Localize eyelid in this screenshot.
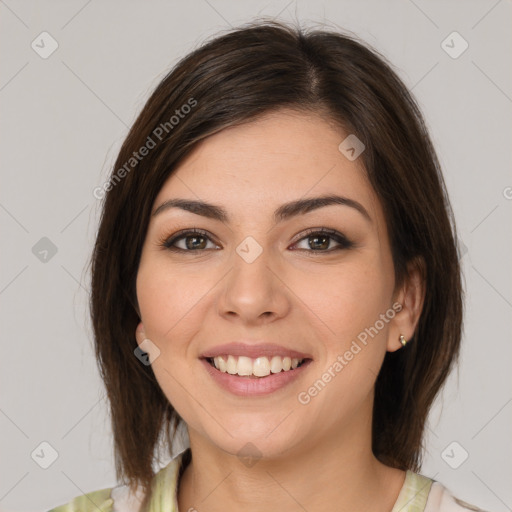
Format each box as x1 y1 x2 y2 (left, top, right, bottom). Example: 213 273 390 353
159 228 219 250
289 227 354 251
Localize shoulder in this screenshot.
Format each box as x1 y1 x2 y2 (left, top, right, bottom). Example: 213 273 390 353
425 479 493 512
46 455 182 512
46 483 147 512
46 487 114 512
393 471 494 512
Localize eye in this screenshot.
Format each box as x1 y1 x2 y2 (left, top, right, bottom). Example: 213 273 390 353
290 228 354 253
160 229 220 252
159 227 353 254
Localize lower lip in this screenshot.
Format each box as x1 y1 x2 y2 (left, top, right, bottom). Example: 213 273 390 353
200 358 312 397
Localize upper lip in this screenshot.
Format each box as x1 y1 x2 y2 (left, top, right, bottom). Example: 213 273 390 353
200 342 313 360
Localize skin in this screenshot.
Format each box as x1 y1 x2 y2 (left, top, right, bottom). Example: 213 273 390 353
135 109 425 512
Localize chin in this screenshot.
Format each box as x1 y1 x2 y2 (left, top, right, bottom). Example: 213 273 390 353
203 424 303 464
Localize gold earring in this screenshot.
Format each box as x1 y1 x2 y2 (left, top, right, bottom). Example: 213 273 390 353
399 335 408 347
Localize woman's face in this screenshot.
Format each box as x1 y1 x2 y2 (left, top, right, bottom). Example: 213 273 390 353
136 110 410 459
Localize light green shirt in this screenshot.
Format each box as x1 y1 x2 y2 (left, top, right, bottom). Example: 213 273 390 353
47 449 490 512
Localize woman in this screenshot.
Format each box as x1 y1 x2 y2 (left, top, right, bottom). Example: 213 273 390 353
48 20 490 512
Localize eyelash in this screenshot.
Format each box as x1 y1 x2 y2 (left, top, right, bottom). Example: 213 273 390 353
158 227 354 255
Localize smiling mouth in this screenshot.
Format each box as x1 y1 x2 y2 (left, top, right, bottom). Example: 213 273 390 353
205 355 311 378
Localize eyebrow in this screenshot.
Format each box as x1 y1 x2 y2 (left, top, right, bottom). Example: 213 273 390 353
152 194 371 224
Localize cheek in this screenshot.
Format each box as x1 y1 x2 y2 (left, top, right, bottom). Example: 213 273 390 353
292 260 393 413
295 258 393 342
136 257 215 349
135 259 208 418
292 263 391 424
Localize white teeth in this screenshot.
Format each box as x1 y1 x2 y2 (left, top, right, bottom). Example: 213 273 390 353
212 355 305 377
253 357 270 377
226 355 237 374
217 356 227 372
237 356 253 376
270 356 283 373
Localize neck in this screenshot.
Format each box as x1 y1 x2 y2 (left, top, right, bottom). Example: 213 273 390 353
177 408 406 512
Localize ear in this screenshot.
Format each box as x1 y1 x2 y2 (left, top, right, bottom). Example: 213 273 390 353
135 321 146 346
387 257 426 352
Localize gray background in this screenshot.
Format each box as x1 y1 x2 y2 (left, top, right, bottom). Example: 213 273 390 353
1 1 511 511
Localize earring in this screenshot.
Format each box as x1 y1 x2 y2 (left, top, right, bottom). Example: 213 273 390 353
399 335 408 347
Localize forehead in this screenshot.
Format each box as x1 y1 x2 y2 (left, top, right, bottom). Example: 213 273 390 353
153 110 382 224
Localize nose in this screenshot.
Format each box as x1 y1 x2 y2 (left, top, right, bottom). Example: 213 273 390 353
217 244 291 326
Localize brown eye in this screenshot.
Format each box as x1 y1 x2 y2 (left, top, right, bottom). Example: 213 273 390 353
183 234 208 250
291 228 354 253
162 229 220 252
160 227 353 254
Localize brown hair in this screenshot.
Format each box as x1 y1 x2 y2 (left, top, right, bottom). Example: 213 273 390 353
90 19 463 499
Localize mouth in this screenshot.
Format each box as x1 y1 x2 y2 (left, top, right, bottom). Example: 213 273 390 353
202 355 313 379
199 342 314 396
200 355 313 396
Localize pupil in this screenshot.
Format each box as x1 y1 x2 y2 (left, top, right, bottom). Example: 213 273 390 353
310 235 328 250
187 235 206 250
